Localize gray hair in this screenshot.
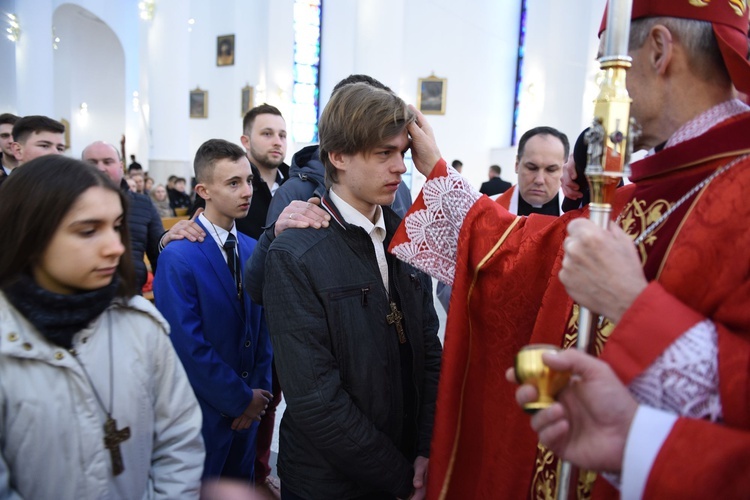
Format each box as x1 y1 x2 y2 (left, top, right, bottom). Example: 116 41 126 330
628 17 729 84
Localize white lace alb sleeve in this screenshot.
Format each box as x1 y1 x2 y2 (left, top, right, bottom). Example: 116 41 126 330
628 319 722 422
390 167 481 285
604 319 720 492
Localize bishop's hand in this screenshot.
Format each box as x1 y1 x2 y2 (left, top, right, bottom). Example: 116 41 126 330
559 218 647 323
407 106 442 178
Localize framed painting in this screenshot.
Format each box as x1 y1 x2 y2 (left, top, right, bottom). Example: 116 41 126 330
190 88 208 118
217 34 235 66
241 85 254 117
417 75 447 115
60 118 70 150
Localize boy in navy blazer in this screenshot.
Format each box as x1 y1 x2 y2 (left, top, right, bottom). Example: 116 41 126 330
154 139 273 481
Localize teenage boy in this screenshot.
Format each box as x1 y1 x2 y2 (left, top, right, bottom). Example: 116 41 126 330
10 115 66 165
154 138 273 481
262 83 442 499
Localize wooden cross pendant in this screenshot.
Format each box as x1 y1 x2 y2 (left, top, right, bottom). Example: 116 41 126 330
386 301 407 344
103 416 131 476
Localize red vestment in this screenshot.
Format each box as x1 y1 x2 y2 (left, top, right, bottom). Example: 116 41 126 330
390 112 750 499
495 186 513 209
644 416 750 498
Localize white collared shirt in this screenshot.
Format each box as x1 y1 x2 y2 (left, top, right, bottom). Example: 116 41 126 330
270 169 285 196
329 189 389 291
199 213 238 264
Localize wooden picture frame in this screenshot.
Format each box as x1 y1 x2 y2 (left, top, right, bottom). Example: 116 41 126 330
190 88 208 118
241 85 254 117
417 75 447 115
60 118 70 150
217 34 235 66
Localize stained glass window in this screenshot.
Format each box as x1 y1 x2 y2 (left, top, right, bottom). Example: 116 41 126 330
512 0 527 145
292 0 322 143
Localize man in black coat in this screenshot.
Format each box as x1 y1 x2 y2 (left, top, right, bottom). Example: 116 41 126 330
479 164 512 196
260 82 441 500
237 104 290 239
83 141 164 295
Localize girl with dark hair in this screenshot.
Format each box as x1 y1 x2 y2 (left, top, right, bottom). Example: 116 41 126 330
0 156 205 498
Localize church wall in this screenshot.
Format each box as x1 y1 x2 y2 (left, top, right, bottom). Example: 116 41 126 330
52 4 126 160
0 0 18 113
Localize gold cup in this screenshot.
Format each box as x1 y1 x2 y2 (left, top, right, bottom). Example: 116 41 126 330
514 344 571 413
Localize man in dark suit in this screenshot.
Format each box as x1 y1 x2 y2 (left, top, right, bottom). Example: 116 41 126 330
479 164 511 196
83 141 164 295
154 139 273 481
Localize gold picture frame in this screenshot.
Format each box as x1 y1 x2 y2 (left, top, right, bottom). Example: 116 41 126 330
417 75 447 115
60 118 71 150
217 34 235 66
241 85 254 117
190 87 208 118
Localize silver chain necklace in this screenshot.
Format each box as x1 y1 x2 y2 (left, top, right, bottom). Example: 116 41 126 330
619 154 748 246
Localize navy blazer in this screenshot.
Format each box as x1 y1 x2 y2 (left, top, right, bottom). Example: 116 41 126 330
153 219 272 453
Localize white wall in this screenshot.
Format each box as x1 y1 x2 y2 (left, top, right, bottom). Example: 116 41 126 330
53 3 125 159
519 0 608 147
0 0 18 113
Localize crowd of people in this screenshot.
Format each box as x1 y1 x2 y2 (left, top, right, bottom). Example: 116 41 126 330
0 1 749 499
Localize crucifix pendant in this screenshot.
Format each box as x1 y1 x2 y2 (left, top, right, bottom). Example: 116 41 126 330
103 416 131 476
386 301 407 344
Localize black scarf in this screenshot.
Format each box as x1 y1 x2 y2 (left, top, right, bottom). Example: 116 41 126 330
3 274 119 349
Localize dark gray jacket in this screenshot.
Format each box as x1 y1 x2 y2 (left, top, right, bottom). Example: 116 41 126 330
262 194 442 499
121 181 164 293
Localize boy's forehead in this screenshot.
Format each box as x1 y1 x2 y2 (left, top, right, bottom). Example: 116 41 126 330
213 156 251 179
384 130 410 147
28 130 64 142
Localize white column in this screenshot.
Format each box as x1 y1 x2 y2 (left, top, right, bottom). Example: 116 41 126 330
15 0 55 115
145 0 191 184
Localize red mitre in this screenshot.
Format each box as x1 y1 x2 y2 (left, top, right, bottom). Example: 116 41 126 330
599 0 750 94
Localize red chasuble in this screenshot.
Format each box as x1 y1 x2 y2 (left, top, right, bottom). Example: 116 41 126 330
390 112 750 499
644 416 750 498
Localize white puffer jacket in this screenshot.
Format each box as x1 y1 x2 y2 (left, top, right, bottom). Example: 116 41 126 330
0 293 205 499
